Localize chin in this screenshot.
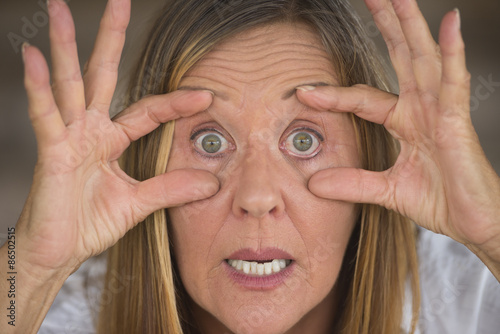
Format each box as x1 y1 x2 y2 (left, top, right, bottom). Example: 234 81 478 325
216 305 301 334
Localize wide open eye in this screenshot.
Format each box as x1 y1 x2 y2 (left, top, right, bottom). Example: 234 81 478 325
282 130 321 158
193 131 230 155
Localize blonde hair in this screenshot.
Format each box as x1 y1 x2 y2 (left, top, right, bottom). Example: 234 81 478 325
97 1 420 333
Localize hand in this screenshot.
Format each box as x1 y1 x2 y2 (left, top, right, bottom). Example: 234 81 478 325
297 0 500 261
17 0 218 276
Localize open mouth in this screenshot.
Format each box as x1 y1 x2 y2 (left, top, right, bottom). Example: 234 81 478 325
225 259 293 276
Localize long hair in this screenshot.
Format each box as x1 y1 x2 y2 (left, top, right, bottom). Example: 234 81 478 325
97 1 420 333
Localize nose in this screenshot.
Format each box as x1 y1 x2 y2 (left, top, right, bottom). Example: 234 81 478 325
232 150 285 219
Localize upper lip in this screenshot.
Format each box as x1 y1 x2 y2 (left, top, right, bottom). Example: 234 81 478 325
226 248 294 261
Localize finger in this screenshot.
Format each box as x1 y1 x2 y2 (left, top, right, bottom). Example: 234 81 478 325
23 44 66 147
390 0 442 94
48 0 86 124
296 85 398 125
132 169 220 220
308 167 390 208
364 0 416 91
112 90 213 144
439 10 471 113
83 0 130 112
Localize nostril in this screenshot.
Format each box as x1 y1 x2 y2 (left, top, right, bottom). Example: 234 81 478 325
232 180 284 218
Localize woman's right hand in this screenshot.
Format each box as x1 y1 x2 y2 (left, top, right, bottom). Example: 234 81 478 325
17 0 218 277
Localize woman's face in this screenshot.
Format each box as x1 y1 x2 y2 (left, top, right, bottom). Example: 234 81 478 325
167 23 360 334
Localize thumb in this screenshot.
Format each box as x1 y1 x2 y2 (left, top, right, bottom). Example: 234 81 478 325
133 168 220 219
308 167 390 207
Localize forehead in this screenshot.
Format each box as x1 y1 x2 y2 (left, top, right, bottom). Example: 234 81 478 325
180 22 338 99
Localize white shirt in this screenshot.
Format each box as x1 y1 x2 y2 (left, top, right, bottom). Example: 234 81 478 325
39 228 500 334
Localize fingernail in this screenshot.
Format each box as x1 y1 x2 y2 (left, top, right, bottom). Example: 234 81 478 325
21 42 29 62
296 85 316 92
202 89 215 97
454 8 461 29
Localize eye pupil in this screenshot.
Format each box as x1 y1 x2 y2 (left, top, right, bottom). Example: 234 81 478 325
293 132 313 152
202 134 222 153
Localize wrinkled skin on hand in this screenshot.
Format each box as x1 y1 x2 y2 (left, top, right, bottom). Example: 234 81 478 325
297 0 500 274
18 0 219 276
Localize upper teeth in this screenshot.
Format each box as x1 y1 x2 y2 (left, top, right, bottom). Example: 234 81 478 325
227 259 291 276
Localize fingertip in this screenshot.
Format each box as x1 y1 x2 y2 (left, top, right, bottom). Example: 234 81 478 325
297 86 339 115
295 86 328 109
48 0 76 41
363 0 379 13
179 169 220 203
23 45 50 88
197 173 220 198
106 0 132 27
191 89 215 111
47 0 59 16
173 89 214 112
307 169 331 197
48 0 74 28
439 9 464 50
168 168 220 200
198 89 215 107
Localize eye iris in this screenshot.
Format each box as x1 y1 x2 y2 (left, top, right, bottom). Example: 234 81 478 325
202 134 222 153
293 132 313 152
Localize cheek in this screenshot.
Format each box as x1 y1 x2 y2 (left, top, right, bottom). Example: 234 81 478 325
168 199 226 285
283 187 358 288
167 187 238 308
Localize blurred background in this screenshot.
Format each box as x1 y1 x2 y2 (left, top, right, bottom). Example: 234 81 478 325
0 0 499 244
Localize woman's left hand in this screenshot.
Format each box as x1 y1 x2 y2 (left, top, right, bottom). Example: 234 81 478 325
296 0 500 273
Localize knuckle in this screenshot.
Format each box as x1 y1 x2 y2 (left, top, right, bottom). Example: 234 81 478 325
97 59 120 73
53 70 83 86
418 89 439 103
386 37 408 55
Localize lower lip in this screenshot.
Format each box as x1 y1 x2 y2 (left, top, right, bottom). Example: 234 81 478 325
223 260 295 291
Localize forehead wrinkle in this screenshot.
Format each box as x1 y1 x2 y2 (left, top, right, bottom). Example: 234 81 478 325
179 23 341 133
192 63 335 89
205 44 331 66
196 54 332 76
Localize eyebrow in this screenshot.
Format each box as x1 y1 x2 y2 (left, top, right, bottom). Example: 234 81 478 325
178 82 330 100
